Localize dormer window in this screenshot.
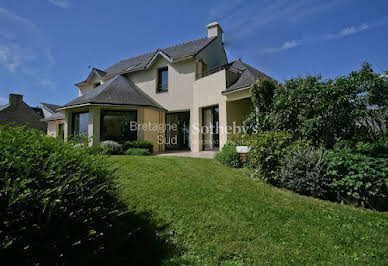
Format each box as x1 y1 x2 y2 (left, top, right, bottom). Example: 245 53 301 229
93 82 101 88
157 67 168 93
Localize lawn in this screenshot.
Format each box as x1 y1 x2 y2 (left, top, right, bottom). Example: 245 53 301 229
108 156 388 265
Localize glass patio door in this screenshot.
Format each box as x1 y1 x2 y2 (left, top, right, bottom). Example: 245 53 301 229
202 106 219 150
165 112 190 150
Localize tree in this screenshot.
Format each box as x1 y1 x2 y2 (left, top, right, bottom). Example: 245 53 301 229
245 62 388 147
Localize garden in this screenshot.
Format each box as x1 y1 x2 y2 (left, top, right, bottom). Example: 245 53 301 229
216 62 388 211
0 63 387 265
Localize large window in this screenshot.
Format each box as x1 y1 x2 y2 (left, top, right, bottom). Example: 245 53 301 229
157 67 168 93
101 110 137 142
72 112 89 137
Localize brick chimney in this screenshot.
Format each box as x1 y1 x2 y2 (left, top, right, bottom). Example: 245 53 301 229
9 94 23 105
207 22 223 40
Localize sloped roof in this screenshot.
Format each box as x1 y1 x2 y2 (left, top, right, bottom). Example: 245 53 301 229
41 102 61 113
77 36 217 84
0 104 10 112
62 75 166 110
41 111 65 121
223 59 273 93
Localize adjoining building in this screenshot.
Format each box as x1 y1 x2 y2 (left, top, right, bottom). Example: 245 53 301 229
0 94 47 132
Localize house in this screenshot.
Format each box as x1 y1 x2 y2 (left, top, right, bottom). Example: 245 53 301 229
41 103 65 139
53 22 272 153
0 94 47 131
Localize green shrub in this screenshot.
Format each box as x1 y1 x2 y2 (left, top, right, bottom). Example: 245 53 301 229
328 142 388 209
0 126 119 264
87 144 103 155
278 147 332 198
241 131 309 183
123 140 153 153
215 143 242 168
125 148 151 156
100 140 123 155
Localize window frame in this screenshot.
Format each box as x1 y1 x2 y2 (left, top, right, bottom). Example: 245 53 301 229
156 67 168 93
72 111 89 138
100 110 138 142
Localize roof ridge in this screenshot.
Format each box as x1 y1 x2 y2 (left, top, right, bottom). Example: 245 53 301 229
113 50 156 65
113 36 210 64
161 36 211 51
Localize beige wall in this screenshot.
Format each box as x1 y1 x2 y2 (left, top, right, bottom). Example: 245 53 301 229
127 56 196 112
226 98 252 139
192 69 228 152
143 107 166 153
47 119 65 137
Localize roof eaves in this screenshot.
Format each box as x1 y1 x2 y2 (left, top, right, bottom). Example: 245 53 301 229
145 50 173 68
222 85 250 95
58 102 167 111
75 68 106 86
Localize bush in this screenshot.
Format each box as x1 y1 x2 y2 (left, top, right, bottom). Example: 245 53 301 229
278 147 332 198
87 144 103 155
241 131 309 183
0 126 119 264
215 143 242 168
123 140 153 153
328 141 388 209
100 140 123 155
125 148 151 156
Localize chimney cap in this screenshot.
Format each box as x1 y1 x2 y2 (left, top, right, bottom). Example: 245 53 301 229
206 22 223 39
207 22 223 33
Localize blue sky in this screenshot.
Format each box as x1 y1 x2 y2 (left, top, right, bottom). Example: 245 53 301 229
0 0 387 107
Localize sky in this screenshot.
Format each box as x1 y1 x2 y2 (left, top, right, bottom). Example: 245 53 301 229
0 0 388 107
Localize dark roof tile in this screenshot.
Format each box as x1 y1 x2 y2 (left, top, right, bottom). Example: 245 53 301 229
62 75 165 110
223 59 273 93
100 36 216 78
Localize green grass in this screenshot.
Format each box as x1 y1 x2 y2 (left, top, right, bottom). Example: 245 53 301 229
108 156 388 265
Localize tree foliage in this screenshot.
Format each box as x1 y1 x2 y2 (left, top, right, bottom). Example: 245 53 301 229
245 62 388 147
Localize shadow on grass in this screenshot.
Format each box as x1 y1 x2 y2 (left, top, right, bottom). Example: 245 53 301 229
91 209 181 266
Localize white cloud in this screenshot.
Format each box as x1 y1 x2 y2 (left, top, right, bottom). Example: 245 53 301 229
324 23 369 40
0 44 36 72
48 0 71 8
0 7 55 90
261 40 302 54
213 0 345 43
323 19 388 40
39 79 56 89
0 7 39 33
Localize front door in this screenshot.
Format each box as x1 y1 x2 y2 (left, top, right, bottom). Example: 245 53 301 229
165 112 190 150
202 105 219 150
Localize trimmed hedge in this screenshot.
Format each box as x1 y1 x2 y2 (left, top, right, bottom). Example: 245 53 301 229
215 143 242 168
0 126 120 264
100 140 124 155
125 148 151 156
123 140 153 153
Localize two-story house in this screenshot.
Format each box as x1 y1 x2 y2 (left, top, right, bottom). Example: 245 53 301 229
48 22 272 153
